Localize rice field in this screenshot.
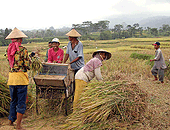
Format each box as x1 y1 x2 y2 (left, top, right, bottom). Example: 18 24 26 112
0 37 169 130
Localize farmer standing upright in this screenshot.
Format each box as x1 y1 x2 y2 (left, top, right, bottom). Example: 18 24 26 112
63 29 84 74
5 27 29 130
150 42 167 83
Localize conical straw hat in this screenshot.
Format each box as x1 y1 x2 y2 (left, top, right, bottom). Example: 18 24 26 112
65 29 81 37
5 27 28 39
92 49 111 60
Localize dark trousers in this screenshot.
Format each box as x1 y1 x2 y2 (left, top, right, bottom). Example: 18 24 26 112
8 85 27 122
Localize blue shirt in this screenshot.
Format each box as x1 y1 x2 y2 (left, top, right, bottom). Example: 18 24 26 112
66 41 85 70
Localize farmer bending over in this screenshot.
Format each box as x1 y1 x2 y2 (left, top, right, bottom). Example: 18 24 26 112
150 42 167 83
74 49 111 109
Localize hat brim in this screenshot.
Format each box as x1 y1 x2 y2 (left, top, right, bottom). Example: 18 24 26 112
51 42 60 45
152 44 159 46
92 50 111 60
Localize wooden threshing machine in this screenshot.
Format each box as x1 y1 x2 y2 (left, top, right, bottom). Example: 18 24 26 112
34 63 75 115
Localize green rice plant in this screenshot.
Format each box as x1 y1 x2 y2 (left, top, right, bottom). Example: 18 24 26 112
130 53 155 67
130 53 154 60
0 75 10 117
63 81 147 130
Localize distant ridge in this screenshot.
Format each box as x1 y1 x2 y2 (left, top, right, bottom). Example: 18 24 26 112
106 14 170 29
139 16 170 28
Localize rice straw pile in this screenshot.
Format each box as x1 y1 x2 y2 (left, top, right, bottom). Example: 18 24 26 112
0 75 10 117
63 81 147 130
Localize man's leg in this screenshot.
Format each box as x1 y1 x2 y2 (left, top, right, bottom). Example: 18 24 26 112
151 66 158 80
16 85 27 129
8 85 17 125
158 69 164 83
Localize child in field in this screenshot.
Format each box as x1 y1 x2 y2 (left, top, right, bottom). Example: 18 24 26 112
73 49 111 109
48 38 64 63
150 42 167 83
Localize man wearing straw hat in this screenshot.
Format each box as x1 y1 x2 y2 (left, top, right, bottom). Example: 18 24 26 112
63 29 85 74
5 27 29 130
73 49 111 110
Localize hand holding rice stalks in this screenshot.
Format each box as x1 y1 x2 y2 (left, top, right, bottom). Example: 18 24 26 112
30 56 43 77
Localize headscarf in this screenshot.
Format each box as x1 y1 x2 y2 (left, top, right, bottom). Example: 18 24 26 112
7 38 22 68
84 53 103 72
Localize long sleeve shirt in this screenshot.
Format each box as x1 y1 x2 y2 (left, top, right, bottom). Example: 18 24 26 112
154 48 167 69
75 67 103 82
6 46 30 85
48 48 64 63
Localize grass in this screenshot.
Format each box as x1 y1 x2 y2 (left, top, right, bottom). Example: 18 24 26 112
0 37 170 129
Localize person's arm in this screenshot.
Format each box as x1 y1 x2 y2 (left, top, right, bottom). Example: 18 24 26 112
69 57 81 64
64 54 69 63
94 67 103 81
150 50 161 62
23 48 30 70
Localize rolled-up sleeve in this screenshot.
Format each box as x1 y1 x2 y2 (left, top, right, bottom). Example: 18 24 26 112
77 43 83 58
154 50 161 61
66 45 69 54
94 67 103 81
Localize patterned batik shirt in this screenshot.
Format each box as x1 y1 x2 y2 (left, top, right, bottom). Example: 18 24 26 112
6 46 30 72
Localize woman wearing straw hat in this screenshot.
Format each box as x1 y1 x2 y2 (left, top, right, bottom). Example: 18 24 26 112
5 27 29 130
63 29 85 74
73 49 111 109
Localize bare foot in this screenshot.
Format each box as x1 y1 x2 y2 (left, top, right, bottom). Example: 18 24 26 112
9 120 14 126
16 126 26 130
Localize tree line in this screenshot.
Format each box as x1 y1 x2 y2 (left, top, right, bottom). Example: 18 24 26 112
0 21 170 46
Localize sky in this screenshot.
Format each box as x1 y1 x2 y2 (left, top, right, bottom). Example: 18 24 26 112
1 0 170 30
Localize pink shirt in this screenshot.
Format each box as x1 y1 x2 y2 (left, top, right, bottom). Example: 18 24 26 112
48 48 64 63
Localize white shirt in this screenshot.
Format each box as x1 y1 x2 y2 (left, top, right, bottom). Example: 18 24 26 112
75 67 103 82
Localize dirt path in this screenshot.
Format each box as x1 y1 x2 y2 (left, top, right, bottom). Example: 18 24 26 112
0 114 67 130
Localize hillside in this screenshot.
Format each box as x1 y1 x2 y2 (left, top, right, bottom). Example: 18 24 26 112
106 14 170 28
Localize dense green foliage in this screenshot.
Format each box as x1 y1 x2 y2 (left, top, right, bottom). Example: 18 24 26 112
1 21 170 46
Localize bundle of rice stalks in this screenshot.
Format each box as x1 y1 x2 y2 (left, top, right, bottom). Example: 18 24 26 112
0 75 10 117
30 57 43 77
63 81 147 130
